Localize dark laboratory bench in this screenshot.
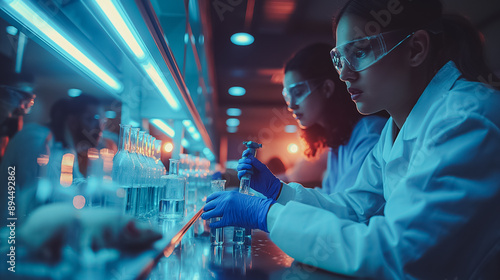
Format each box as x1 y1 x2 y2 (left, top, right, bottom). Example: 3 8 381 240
144 221 359 280
3 214 360 280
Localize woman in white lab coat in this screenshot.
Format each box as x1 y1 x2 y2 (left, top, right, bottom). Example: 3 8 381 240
281 43 386 193
202 0 500 278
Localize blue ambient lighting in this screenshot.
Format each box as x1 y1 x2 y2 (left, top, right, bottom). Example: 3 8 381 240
226 108 242 117
231 32 254 46
228 86 246 96
226 118 240 127
68 88 82 97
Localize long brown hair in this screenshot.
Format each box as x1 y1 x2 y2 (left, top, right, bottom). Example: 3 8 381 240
284 43 361 158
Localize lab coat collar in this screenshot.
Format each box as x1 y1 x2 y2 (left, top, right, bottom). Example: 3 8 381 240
399 61 462 141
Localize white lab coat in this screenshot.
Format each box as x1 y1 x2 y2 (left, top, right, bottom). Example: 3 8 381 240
322 115 386 194
267 61 500 279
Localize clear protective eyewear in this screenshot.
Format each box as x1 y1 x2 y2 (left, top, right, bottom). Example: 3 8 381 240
330 30 414 73
282 78 324 106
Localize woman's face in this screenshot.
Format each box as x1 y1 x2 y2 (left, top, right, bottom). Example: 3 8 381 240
335 15 412 115
283 70 327 129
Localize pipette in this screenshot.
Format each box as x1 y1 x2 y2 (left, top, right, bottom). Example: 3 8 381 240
234 141 262 245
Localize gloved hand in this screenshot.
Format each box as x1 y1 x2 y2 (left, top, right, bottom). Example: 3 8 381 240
237 150 282 200
201 191 275 232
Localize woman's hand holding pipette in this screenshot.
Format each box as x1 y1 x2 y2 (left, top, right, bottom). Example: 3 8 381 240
237 150 282 200
201 191 274 232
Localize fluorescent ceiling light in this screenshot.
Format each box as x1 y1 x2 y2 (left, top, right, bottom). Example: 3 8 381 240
231 32 254 46
182 119 201 141
203 147 215 161
151 119 175 137
226 108 241 117
93 0 146 60
142 61 180 111
228 86 246 96
3 0 122 92
226 118 240 127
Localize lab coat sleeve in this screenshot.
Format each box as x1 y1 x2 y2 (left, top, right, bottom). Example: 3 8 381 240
277 143 386 222
269 114 500 279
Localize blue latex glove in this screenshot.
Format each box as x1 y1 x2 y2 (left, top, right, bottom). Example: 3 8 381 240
201 191 275 232
237 150 282 200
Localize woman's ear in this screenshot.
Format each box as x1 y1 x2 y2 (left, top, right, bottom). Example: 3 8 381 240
408 30 431 67
323 79 336 99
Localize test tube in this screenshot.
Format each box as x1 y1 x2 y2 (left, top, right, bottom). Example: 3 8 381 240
234 141 262 245
210 180 226 245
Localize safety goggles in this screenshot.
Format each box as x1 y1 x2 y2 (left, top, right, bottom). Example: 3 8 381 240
330 30 414 73
282 78 324 106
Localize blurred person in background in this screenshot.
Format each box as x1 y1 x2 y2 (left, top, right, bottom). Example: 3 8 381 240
0 93 105 219
0 85 35 162
281 43 387 193
0 93 161 266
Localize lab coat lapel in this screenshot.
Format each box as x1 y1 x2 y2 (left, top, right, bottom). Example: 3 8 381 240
382 61 462 198
401 61 462 141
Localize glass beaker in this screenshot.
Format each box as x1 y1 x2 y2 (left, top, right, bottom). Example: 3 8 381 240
210 180 226 245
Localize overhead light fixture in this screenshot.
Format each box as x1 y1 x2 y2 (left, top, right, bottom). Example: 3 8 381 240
226 118 240 127
91 0 180 111
151 119 175 137
203 147 215 161
142 61 180 111
285 125 298 133
6 25 18 36
68 88 82 97
93 0 146 60
226 108 242 117
227 127 238 133
1 0 123 92
105 111 117 119
182 120 201 141
231 32 254 46
181 139 189 148
228 86 246 96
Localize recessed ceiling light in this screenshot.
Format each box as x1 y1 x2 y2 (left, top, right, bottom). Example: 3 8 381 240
231 32 254 46
68 88 82 97
6 26 18 36
226 118 240 127
228 86 246 96
227 127 238 133
226 108 242 117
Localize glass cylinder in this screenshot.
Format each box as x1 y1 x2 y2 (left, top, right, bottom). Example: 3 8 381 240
210 180 226 245
159 159 186 219
129 128 143 216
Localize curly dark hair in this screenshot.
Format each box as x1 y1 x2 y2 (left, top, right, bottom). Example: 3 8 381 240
284 43 361 158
